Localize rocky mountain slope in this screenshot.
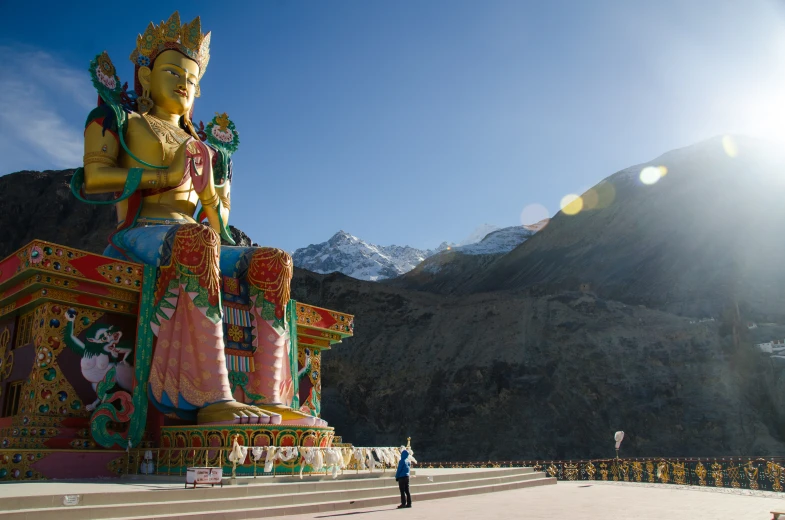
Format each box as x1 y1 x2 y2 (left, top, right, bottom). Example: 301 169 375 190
461 136 785 322
293 269 783 460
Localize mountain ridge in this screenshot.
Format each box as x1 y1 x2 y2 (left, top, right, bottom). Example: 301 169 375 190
292 225 540 282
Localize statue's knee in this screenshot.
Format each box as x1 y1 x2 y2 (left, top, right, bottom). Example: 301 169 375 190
174 224 220 250
250 248 293 274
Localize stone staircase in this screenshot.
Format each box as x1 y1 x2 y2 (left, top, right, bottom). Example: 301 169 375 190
0 467 554 519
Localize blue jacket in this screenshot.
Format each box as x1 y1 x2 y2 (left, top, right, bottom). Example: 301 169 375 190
396 450 411 479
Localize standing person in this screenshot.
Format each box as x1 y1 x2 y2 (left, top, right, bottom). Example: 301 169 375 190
395 448 412 508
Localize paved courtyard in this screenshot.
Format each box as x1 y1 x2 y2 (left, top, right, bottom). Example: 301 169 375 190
281 481 785 520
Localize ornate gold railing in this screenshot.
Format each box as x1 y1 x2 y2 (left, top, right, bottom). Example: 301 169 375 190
123 446 400 478
421 458 785 492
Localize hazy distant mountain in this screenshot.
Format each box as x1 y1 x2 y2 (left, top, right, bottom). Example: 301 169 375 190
388 225 538 293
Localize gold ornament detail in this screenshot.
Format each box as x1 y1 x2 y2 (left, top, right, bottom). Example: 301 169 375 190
631 461 643 482
657 461 670 483
137 88 154 115
695 461 707 486
227 325 243 342
711 461 724 487
130 11 211 79
83 151 117 167
584 461 596 480
142 114 190 146
214 112 230 130
766 461 784 492
563 462 579 481
745 461 759 490
727 463 741 488
672 462 686 485
0 326 12 382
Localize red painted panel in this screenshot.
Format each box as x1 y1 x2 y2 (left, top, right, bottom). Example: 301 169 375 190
0 254 21 286
31 451 123 479
69 255 115 284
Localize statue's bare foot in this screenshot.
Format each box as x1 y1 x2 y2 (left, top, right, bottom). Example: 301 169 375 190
197 401 270 425
257 404 323 427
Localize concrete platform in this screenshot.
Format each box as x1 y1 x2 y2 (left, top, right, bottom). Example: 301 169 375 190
281 480 785 520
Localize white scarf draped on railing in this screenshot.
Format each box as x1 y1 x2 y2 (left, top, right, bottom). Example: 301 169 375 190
219 442 414 478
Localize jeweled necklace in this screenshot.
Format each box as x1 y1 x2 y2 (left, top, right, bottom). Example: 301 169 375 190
142 113 190 146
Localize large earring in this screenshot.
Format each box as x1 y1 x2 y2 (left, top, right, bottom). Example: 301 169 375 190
183 117 198 140
137 86 154 114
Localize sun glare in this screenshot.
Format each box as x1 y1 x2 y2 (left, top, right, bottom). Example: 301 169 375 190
639 166 663 185
560 194 583 216
722 135 738 158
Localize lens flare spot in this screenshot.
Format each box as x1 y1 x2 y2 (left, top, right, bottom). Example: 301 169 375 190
658 165 668 177
639 166 662 185
520 203 550 227
560 194 583 216
582 189 599 210
722 135 738 158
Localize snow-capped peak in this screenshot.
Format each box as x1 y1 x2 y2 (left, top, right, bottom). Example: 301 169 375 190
442 225 535 256
292 223 545 281
293 231 436 281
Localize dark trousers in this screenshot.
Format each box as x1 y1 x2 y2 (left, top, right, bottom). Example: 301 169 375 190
398 476 411 506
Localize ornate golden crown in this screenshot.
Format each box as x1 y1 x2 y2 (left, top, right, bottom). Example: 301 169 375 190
129 11 211 79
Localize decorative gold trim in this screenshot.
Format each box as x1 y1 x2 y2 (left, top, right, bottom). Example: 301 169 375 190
83 152 118 167
142 113 191 147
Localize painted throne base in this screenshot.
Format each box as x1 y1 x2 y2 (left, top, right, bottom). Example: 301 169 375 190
162 423 334 450
160 423 334 475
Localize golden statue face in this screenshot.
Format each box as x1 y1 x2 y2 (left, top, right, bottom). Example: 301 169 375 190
141 49 200 116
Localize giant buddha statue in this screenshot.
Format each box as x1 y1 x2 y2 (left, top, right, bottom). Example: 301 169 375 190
73 12 321 427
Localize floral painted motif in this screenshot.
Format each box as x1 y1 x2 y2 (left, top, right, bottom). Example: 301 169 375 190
96 53 117 89
228 325 243 342
205 112 239 155
211 125 233 143
88 52 122 104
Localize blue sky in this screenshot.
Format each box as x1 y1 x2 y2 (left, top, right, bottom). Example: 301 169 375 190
2 1 785 252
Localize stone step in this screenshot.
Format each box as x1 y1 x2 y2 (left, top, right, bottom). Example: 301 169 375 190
0 470 551 520
0 466 536 511
111 475 557 520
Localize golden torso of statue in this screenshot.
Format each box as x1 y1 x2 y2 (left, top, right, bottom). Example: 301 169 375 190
82 49 228 229
116 113 199 224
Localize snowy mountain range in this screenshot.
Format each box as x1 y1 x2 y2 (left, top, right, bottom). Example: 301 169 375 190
292 222 547 281
291 231 447 281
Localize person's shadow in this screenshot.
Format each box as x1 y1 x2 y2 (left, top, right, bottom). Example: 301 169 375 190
316 509 393 517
